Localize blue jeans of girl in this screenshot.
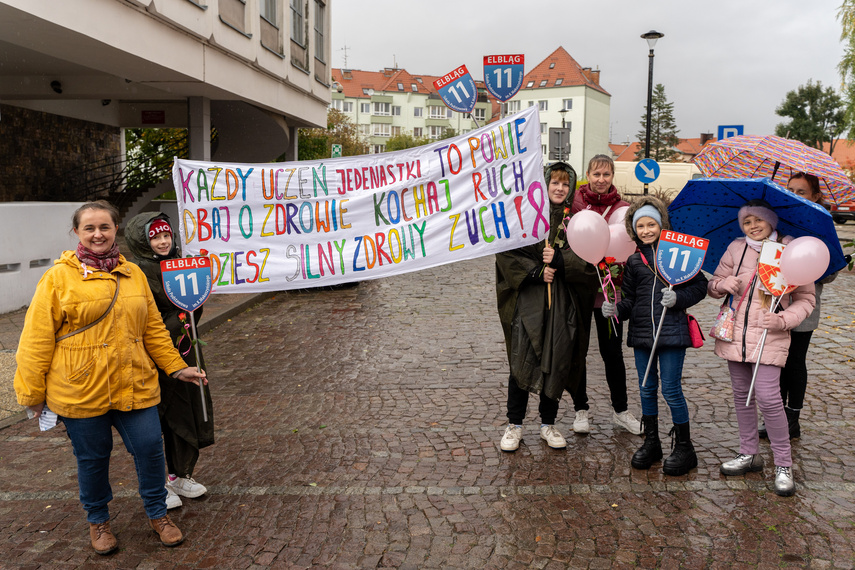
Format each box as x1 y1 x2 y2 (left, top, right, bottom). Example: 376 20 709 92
62 406 167 523
633 347 689 424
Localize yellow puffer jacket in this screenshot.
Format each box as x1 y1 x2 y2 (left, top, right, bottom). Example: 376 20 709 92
14 251 188 418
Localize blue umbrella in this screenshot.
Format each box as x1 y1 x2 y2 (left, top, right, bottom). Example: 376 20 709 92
668 177 846 280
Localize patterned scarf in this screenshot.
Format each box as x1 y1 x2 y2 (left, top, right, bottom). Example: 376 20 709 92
76 242 121 273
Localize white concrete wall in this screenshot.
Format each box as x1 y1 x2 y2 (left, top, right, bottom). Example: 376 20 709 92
0 203 83 313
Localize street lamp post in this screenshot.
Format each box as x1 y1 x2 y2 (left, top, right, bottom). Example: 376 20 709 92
641 30 663 195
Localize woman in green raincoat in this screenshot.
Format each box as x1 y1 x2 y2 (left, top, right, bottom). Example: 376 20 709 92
496 162 599 452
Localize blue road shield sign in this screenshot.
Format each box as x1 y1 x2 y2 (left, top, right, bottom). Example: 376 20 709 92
655 230 708 286
483 54 524 102
635 158 660 183
433 65 478 114
161 256 213 312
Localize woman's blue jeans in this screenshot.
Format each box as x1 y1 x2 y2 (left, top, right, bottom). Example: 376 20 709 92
633 347 689 424
62 407 167 523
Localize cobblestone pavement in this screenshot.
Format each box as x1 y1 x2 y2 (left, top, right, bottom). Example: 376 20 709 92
1 250 854 568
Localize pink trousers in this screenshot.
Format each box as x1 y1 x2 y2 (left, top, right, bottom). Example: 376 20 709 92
727 360 792 467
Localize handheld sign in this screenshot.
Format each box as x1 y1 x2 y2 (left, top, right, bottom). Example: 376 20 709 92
161 256 213 312
160 256 212 422
483 54 524 102
758 241 796 297
656 230 708 285
433 65 478 114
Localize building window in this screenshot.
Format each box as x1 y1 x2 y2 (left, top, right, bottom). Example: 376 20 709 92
314 1 325 62
290 0 304 45
362 88 371 95
428 106 447 119
539 79 548 87
413 127 423 137
260 0 277 23
371 144 386 154
566 121 572 131
473 108 486 122
429 126 446 139
373 123 391 137
540 122 547 134
392 105 401 116
528 101 535 107
555 78 563 86
538 100 548 111
542 144 547 155
526 81 534 88
392 126 402 136
563 99 573 110
503 100 520 114
331 100 353 112
360 102 370 114
411 83 418 92
373 102 391 116
549 62 555 69
397 83 404 91
413 107 423 117
358 124 370 136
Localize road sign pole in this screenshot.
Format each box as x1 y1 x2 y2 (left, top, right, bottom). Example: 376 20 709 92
189 311 208 423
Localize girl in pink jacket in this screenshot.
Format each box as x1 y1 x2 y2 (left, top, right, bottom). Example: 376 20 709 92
707 199 815 497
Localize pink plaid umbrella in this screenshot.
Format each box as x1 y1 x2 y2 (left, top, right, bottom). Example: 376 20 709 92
692 135 855 205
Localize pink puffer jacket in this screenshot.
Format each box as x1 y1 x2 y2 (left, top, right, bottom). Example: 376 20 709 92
707 238 815 367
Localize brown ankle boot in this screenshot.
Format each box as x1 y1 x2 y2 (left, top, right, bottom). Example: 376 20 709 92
89 521 118 555
149 515 184 547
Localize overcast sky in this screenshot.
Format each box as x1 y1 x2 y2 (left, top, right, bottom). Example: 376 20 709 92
332 0 846 144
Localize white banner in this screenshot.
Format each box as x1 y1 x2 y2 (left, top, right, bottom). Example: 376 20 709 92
172 105 548 292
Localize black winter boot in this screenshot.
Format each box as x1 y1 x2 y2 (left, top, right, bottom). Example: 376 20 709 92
662 422 698 476
631 415 663 470
785 407 801 439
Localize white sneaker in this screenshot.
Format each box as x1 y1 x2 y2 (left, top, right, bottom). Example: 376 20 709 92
165 485 182 510
540 425 567 449
613 410 643 435
573 410 590 434
500 424 523 452
167 476 207 498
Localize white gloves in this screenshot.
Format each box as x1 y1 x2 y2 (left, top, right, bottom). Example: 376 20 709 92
660 288 677 308
601 301 616 319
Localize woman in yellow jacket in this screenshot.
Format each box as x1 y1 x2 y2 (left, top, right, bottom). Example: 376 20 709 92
14 201 207 555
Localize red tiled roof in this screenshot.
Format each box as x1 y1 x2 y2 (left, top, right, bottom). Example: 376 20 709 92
331 68 435 98
609 143 642 161
522 46 609 96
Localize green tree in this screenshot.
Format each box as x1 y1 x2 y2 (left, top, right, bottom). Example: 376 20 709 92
295 108 368 161
775 80 845 154
386 131 430 151
635 83 680 162
838 1 855 138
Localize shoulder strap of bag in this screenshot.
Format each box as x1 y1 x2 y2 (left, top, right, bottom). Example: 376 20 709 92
601 204 613 219
56 277 121 342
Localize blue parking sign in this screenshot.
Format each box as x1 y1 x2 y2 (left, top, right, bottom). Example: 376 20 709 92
433 65 478 114
161 256 213 312
655 230 708 285
483 54 524 102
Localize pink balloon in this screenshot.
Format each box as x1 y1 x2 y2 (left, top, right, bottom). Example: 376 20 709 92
780 236 830 286
605 224 637 263
608 205 630 226
566 210 610 265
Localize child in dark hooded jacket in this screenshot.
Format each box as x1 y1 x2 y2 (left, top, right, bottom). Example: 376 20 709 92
601 195 707 475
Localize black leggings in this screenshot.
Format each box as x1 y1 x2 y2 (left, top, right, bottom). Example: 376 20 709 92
506 375 559 425
569 310 628 413
780 330 813 410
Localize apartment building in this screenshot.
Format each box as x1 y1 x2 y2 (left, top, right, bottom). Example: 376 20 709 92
331 46 610 175
0 0 332 201
331 67 496 154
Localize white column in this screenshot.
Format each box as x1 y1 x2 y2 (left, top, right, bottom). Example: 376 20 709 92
188 97 211 160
